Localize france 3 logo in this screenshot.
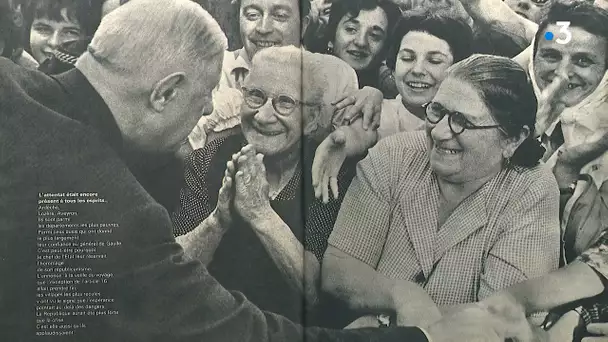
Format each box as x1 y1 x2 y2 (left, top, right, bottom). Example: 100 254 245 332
544 21 572 44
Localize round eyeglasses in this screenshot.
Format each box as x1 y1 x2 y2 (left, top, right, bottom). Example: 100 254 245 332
242 87 316 116
423 101 502 135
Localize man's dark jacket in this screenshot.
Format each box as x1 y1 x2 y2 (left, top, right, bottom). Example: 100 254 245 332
0 57 428 341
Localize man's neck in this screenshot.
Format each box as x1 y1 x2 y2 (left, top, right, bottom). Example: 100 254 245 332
76 58 169 172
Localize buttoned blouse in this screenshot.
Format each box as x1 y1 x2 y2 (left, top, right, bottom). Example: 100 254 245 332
328 131 561 305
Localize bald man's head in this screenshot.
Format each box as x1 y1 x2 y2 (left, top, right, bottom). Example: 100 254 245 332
77 0 227 155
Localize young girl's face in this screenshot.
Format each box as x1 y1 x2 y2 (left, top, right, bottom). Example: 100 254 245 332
29 7 84 63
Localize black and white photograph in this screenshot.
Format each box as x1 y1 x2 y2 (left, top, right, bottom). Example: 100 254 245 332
1 0 608 340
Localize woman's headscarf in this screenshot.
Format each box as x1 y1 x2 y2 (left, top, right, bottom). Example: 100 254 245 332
529 35 608 188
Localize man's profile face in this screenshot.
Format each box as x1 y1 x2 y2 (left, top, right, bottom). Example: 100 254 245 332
238 0 301 59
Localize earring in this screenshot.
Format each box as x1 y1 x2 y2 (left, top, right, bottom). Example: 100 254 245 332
503 153 512 167
327 42 334 54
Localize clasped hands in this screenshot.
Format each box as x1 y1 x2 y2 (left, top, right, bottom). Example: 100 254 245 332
211 144 273 229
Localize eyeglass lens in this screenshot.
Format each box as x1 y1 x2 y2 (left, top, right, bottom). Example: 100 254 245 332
243 88 298 115
425 102 468 134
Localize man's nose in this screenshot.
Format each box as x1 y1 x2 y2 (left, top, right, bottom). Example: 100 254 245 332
255 16 273 35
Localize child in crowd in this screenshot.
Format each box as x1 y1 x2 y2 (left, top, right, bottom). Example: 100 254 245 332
24 0 101 64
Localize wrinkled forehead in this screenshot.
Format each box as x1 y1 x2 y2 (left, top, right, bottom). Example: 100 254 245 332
434 77 489 120
536 24 608 59
244 59 302 98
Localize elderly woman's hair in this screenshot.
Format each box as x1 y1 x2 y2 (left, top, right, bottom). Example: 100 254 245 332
250 45 345 141
314 0 400 61
533 1 608 64
447 54 544 168
385 11 473 70
86 0 227 78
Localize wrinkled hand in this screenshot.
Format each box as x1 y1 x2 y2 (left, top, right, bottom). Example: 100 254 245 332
427 303 541 342
583 323 608 341
545 311 579 342
536 73 569 135
233 145 273 223
553 130 608 188
309 0 332 26
312 129 348 203
332 86 382 131
560 130 608 167
211 155 237 226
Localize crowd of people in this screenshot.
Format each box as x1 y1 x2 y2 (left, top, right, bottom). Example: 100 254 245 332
1 0 608 341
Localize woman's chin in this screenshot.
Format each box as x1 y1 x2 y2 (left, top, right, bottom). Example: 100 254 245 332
400 90 432 108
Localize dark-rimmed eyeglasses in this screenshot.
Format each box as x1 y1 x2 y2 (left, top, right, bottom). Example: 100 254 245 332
423 101 502 135
242 87 316 116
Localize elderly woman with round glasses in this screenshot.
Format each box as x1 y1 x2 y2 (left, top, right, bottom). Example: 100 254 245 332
170 45 373 325
321 54 561 328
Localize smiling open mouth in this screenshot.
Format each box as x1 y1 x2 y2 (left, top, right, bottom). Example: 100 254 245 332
406 81 432 90
436 146 462 155
252 40 279 48
347 50 369 59
253 126 283 136
515 11 529 19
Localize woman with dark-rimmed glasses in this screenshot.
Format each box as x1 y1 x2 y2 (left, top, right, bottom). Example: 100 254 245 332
321 54 561 328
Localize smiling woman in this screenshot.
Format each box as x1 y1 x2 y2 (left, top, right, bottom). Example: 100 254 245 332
313 0 400 90
171 46 365 325
322 54 559 328
376 12 474 139
530 2 608 191
24 0 102 64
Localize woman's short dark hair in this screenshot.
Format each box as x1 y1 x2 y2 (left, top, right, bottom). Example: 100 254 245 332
448 54 544 168
386 11 473 70
316 0 400 62
533 1 608 64
25 0 102 39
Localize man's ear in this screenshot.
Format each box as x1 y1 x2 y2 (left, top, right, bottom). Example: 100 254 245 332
149 72 186 112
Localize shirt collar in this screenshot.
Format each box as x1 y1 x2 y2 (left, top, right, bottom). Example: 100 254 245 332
50 68 174 175
51 68 124 154
233 48 251 70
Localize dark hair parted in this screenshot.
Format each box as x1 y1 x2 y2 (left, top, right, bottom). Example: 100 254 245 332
317 0 400 62
25 0 102 39
386 11 473 70
533 1 608 64
447 54 544 168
